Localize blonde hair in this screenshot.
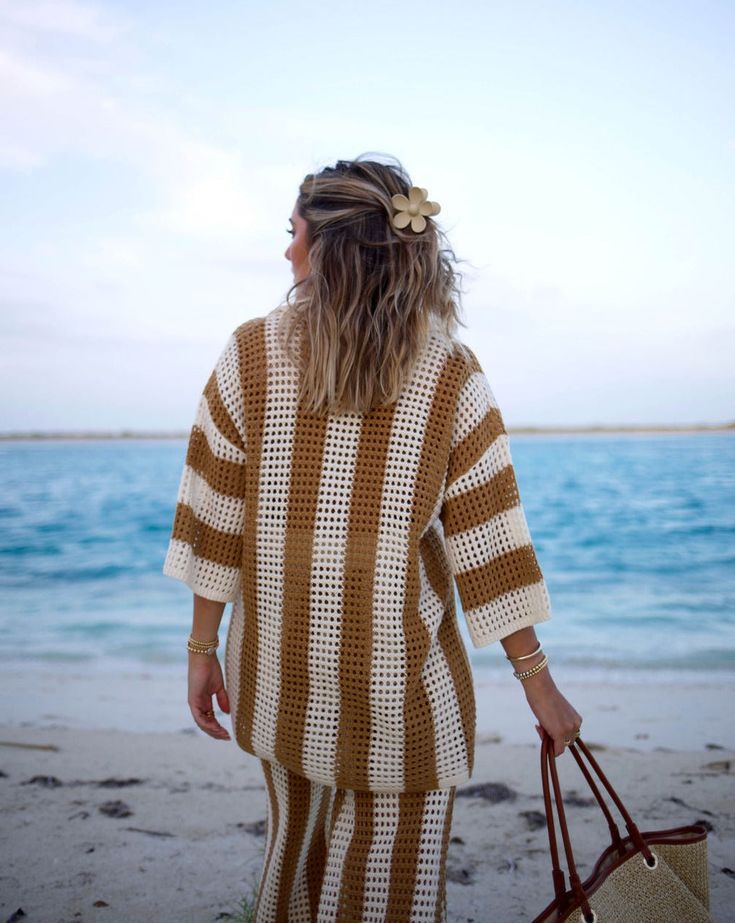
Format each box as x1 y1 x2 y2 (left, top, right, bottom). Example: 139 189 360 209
278 154 467 415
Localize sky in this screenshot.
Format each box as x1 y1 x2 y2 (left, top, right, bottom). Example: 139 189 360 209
1 0 733 431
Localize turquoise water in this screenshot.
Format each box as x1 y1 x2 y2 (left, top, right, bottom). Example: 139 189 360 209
2 434 734 676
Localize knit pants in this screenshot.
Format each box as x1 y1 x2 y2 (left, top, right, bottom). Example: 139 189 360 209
252 758 457 923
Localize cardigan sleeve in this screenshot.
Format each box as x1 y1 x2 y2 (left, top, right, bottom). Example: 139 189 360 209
162 332 248 603
440 350 552 648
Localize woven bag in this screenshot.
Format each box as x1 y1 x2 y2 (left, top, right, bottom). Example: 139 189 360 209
531 731 712 922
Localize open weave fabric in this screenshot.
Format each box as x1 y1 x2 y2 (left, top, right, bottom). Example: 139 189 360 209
163 303 553 792
254 757 455 922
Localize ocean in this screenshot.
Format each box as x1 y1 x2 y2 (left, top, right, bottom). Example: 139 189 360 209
2 433 734 682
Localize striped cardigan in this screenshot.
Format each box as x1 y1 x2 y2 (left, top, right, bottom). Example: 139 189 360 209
163 303 552 792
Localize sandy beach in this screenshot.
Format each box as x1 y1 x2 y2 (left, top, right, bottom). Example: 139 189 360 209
2 672 734 922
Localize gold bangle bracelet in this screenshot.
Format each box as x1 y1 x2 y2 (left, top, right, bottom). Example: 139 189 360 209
513 654 549 681
505 642 543 663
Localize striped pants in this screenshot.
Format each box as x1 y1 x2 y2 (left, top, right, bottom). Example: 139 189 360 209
253 758 457 923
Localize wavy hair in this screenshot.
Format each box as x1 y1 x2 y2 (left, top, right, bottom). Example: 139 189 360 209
278 154 467 415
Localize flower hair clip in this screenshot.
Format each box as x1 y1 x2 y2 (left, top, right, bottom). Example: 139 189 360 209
391 187 441 233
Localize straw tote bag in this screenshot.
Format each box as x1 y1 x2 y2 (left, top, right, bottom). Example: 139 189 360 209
531 731 713 922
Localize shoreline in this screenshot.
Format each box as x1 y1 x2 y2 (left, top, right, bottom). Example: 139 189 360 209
5 665 734 752
1 424 734 441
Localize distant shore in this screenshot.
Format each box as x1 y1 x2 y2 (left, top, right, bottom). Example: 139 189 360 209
2 423 734 441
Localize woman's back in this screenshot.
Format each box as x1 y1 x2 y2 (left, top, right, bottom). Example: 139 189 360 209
164 300 552 792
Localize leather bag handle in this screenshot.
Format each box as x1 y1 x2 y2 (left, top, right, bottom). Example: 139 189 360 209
540 731 656 917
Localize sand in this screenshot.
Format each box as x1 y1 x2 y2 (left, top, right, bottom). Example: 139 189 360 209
1 674 734 922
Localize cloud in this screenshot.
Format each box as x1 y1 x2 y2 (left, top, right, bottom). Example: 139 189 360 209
0 0 123 42
0 5 261 238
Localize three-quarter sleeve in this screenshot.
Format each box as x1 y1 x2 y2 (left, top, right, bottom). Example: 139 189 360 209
162 332 247 603
440 351 552 647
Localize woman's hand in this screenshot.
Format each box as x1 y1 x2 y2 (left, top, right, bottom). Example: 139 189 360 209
522 669 583 758
187 653 232 741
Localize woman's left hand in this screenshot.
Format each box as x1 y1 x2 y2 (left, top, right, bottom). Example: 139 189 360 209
187 654 232 741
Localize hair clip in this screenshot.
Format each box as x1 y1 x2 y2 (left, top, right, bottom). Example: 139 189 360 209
391 187 441 233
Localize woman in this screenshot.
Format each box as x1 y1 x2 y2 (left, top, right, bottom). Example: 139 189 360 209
163 155 582 922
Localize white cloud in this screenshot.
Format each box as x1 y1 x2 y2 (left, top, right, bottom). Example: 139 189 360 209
0 0 123 42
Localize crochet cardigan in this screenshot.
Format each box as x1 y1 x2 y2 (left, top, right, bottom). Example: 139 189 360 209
163 303 552 792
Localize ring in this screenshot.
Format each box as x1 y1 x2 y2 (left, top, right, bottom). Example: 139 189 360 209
203 709 215 718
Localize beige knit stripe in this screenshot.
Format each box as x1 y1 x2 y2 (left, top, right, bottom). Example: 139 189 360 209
354 794 401 921
176 466 245 533
384 792 425 920
445 405 505 491
186 424 247 499
255 759 281 922
410 789 454 923
250 313 298 758
235 320 267 753
444 434 517 507
204 366 246 454
462 580 553 648
446 505 541 572
169 504 242 569
450 368 497 444
212 333 247 451
441 464 519 536
446 372 507 491
416 548 470 786
274 404 330 773
302 414 362 783
197 390 247 463
320 790 355 919
162 537 240 602
224 594 245 738
369 344 447 790
335 401 397 790
335 791 374 922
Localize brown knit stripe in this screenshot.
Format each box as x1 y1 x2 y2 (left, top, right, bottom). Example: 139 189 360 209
170 502 241 569
274 406 329 772
203 370 246 453
445 405 505 490
441 464 520 538
335 401 398 789
401 353 458 790
421 526 475 773
384 793 425 919
185 424 247 499
434 789 456 923
274 766 313 922
235 320 267 753
455 544 545 610
335 792 373 922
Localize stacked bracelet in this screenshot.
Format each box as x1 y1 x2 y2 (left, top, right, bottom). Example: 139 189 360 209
505 642 542 663
513 653 549 681
187 634 219 656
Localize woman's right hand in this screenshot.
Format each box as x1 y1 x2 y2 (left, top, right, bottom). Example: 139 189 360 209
522 668 583 757
187 653 232 741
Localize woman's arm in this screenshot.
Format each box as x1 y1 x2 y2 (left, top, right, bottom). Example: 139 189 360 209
500 626 582 758
187 593 231 741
